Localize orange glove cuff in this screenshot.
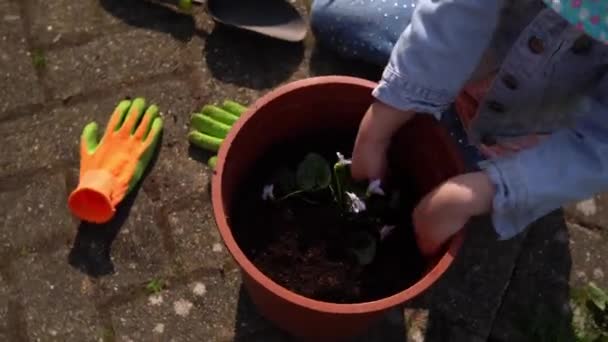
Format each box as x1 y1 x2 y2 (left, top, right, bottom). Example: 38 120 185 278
68 170 116 223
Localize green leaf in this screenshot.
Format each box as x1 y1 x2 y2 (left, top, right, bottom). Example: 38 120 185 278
348 231 377 266
145 279 164 294
296 153 331 191
587 282 608 311
333 161 349 207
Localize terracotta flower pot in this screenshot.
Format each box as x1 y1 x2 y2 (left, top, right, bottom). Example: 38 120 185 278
211 76 467 340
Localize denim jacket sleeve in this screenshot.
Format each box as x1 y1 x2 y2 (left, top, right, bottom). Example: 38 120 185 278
479 74 608 239
373 0 504 118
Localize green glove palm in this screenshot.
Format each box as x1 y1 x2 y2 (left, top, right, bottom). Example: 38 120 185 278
188 100 247 169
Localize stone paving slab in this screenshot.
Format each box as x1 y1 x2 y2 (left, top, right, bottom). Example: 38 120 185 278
568 222 608 288
0 273 8 341
26 0 105 47
66 181 171 296
109 268 289 341
0 173 73 256
166 196 233 274
10 248 104 342
0 0 44 116
565 194 608 234
43 28 187 100
98 0 199 42
0 79 195 178
406 217 526 339
1 0 608 340
489 211 573 342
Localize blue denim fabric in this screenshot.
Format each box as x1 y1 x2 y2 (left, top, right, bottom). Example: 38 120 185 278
310 0 608 240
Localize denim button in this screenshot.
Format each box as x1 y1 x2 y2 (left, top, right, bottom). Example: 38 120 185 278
501 73 518 90
488 100 506 113
571 35 593 55
528 36 544 54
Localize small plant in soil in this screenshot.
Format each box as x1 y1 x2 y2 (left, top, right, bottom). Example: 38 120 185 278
571 282 608 341
263 152 399 266
230 134 425 304
145 279 164 294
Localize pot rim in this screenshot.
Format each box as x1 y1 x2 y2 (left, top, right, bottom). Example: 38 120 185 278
211 75 466 315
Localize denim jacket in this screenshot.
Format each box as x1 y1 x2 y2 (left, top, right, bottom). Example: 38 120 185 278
373 0 608 239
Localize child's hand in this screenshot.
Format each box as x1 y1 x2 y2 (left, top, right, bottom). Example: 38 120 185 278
413 171 495 257
351 101 414 180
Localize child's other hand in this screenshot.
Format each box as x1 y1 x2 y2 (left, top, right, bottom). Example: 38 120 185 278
413 171 495 257
351 101 415 180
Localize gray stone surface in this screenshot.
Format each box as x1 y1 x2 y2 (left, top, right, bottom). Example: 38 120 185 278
26 0 104 47
0 0 44 116
0 173 73 254
409 217 526 338
11 248 104 341
166 196 232 274
568 222 608 289
0 79 195 178
110 268 288 341
489 211 574 342
44 29 186 100
0 273 8 341
564 195 608 234
64 182 171 296
1 0 607 340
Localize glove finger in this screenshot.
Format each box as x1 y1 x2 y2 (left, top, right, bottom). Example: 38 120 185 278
121 97 147 135
134 104 159 141
142 116 163 150
81 122 100 154
106 99 132 135
129 117 163 193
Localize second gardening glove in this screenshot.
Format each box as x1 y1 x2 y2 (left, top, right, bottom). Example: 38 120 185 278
188 100 247 169
68 98 163 223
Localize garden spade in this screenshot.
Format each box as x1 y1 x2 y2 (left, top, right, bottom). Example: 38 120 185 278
192 0 307 42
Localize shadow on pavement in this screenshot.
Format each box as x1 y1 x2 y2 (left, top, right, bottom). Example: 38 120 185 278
232 286 294 341
203 25 305 89
231 284 408 341
99 0 199 42
68 132 163 277
487 211 574 341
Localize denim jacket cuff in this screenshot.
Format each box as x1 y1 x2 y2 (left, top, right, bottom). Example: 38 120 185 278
478 156 531 240
372 66 452 120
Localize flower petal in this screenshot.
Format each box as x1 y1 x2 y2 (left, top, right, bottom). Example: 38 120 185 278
336 152 352 165
367 179 385 196
262 184 275 200
379 225 396 240
346 191 366 213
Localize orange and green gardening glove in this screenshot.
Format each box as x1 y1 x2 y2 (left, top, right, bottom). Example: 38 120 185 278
187 100 247 169
68 98 163 224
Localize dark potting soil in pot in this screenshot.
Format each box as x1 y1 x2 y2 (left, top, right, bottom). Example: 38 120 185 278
229 130 426 304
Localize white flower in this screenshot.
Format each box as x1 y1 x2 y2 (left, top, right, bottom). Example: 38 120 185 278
336 152 352 165
262 184 275 200
379 225 395 240
367 179 385 196
346 192 366 213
